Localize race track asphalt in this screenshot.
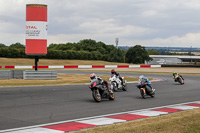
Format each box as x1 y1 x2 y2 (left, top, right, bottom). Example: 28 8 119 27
0 71 199 130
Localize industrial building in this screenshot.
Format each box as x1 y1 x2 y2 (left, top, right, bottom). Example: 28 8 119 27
146 55 200 65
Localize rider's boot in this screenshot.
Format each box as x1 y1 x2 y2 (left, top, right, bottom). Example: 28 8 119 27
151 88 155 94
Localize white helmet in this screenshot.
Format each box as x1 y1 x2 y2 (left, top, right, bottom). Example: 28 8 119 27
139 75 144 79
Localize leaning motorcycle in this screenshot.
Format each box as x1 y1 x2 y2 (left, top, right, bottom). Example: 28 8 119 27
89 79 115 102
137 79 155 99
109 74 127 91
174 75 184 85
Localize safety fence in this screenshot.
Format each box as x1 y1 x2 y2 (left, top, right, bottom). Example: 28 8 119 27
0 70 57 79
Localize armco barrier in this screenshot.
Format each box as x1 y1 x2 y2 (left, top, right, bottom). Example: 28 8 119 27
0 70 12 79
23 70 57 80
3 65 161 69
0 70 23 79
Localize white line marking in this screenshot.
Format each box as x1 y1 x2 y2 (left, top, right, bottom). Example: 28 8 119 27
129 110 168 116
105 65 117 68
168 105 199 110
78 65 92 68
6 127 63 133
49 66 64 69
77 118 126 126
15 66 33 69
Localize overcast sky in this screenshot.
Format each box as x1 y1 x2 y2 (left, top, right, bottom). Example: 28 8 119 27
0 0 200 47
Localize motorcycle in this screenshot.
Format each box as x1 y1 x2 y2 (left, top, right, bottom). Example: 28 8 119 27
89 79 115 102
137 79 155 99
109 74 127 91
174 74 184 85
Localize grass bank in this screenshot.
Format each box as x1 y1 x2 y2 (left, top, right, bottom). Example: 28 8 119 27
73 109 200 133
0 58 129 66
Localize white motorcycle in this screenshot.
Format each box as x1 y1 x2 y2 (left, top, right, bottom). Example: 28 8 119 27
109 74 127 91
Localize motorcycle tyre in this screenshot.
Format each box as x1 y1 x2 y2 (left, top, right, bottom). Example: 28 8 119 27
112 83 118 92
109 92 115 100
140 89 146 99
150 92 155 98
123 84 127 91
179 78 184 85
92 89 101 102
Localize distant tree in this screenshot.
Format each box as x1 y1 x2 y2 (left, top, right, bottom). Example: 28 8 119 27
0 47 9 57
0 43 6 48
105 49 122 62
147 49 160 55
46 39 124 62
9 42 25 49
125 45 152 64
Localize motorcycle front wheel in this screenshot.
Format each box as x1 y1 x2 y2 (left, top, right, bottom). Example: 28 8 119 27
140 88 146 99
92 89 101 102
179 78 184 85
111 82 118 92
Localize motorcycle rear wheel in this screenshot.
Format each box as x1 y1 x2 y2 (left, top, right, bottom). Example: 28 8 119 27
150 92 155 98
109 93 115 100
92 89 101 102
123 84 127 91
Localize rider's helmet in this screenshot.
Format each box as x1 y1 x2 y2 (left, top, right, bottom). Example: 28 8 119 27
111 69 115 74
139 75 144 80
173 72 176 76
90 73 96 80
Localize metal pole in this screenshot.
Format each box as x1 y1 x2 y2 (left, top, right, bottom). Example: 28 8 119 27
115 38 119 61
115 38 119 48
35 56 39 71
190 46 192 63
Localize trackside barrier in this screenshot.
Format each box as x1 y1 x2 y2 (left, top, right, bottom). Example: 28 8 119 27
0 70 23 79
23 70 57 80
0 70 12 79
4 65 162 69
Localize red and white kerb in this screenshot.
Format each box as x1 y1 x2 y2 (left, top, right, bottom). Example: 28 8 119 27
26 4 47 55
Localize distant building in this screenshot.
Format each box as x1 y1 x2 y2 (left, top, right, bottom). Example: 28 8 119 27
145 55 200 65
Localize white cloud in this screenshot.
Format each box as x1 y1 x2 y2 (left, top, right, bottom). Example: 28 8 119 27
132 33 200 47
0 0 200 47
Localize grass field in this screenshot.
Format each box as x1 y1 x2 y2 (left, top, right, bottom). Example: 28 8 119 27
0 58 129 66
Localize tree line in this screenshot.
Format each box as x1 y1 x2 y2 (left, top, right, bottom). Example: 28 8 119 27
0 39 152 64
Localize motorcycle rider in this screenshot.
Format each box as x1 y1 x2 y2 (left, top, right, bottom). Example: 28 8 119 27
173 72 184 82
111 69 124 86
90 73 113 94
139 75 155 93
